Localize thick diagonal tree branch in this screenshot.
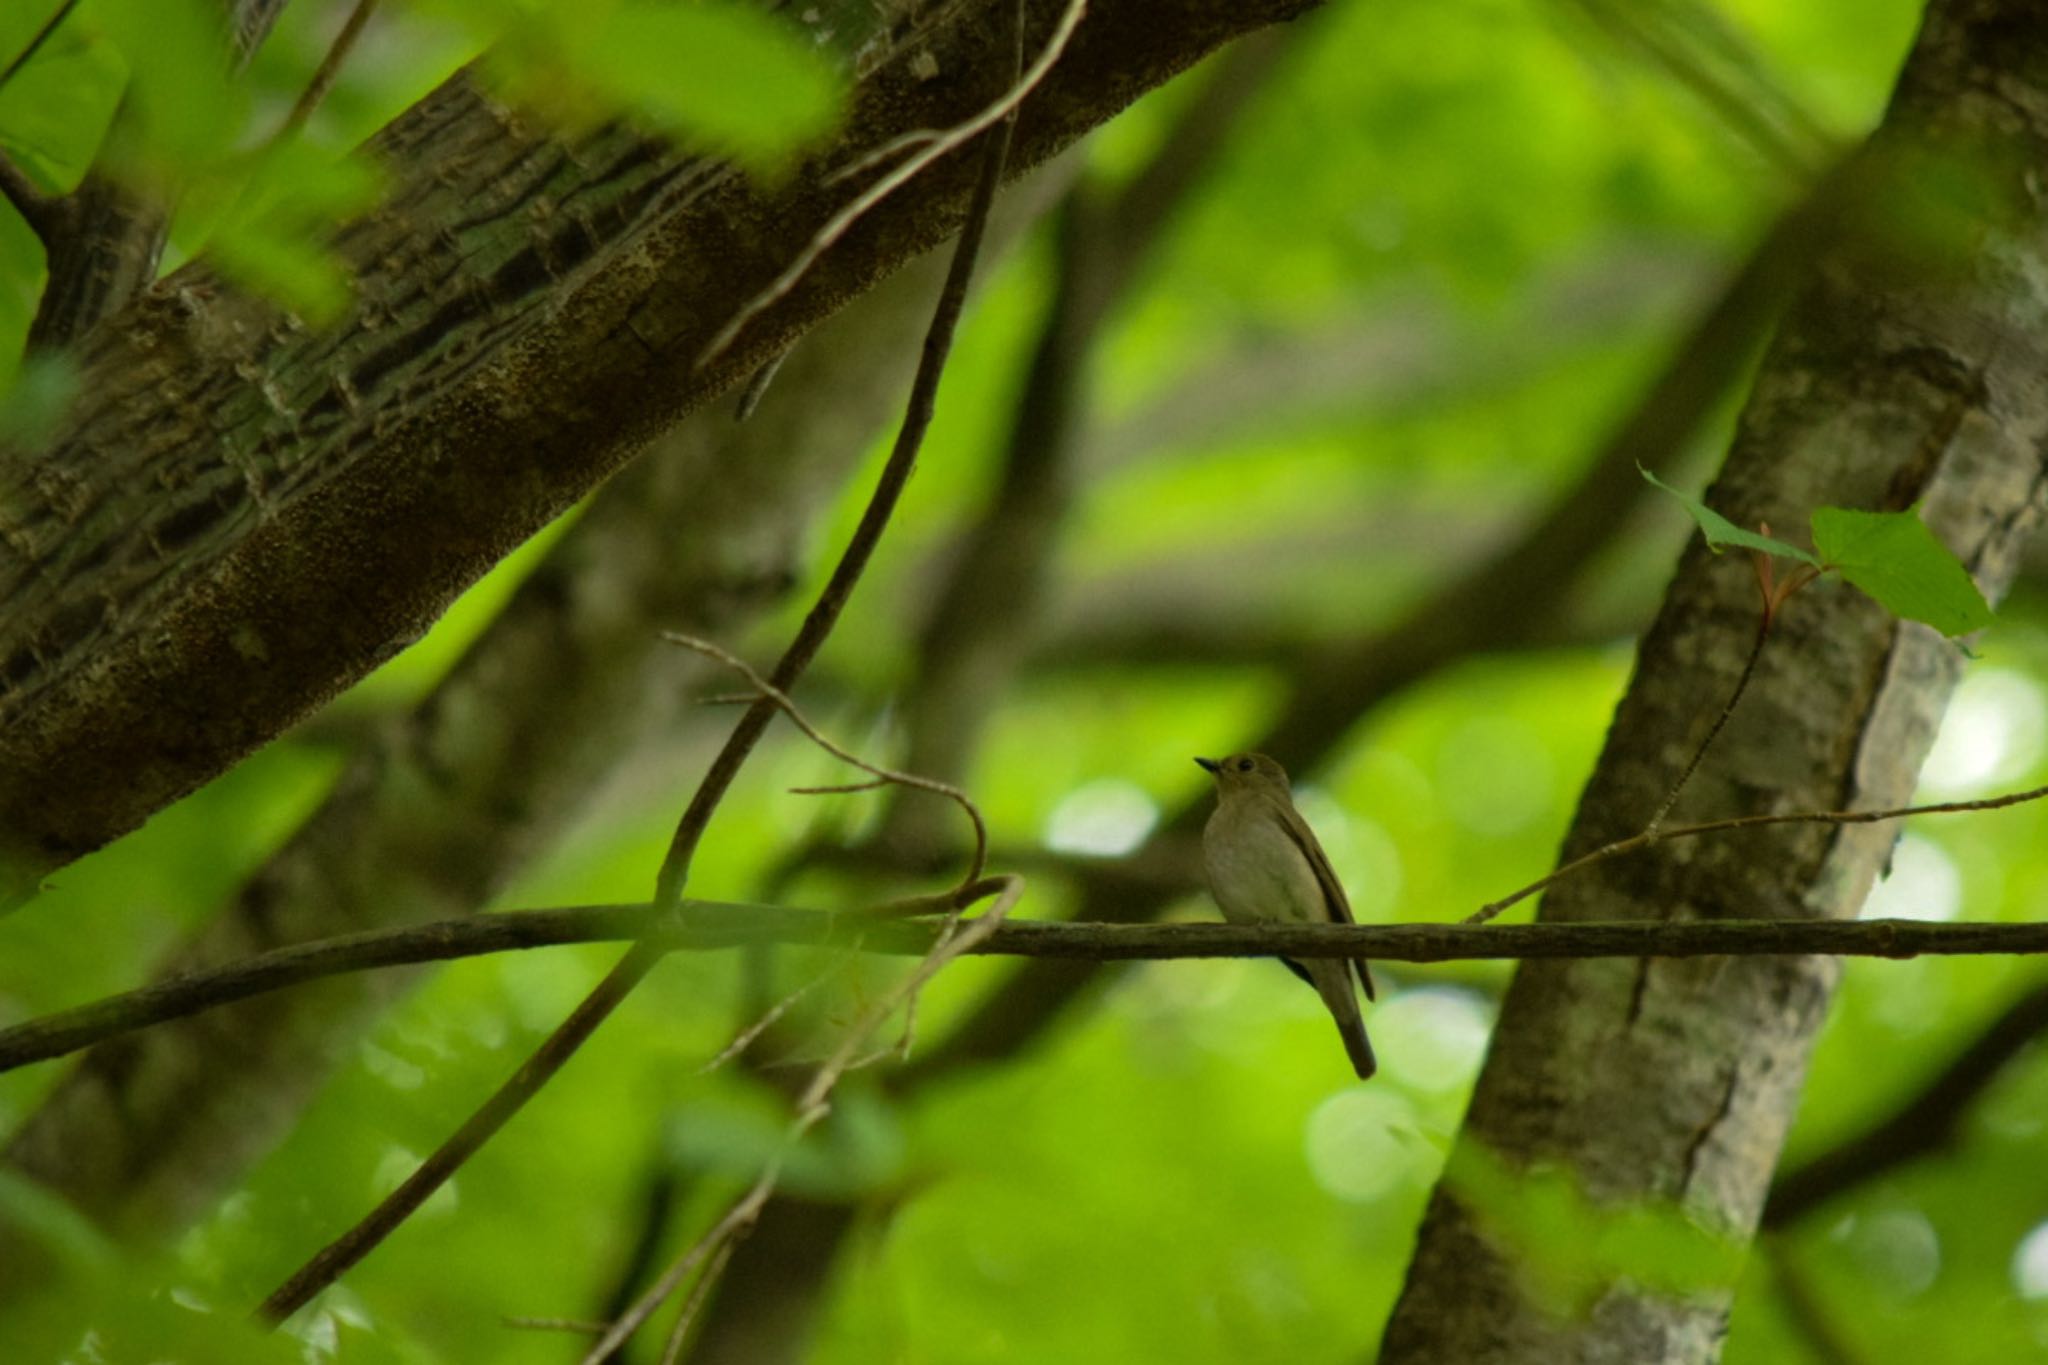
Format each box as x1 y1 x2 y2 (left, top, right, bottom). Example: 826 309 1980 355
0 0 1318 909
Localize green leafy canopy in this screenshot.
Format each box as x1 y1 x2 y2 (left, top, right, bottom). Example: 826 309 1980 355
1643 467 1992 637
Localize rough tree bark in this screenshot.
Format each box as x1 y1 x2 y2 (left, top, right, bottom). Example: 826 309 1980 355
1379 2 2048 1361
0 0 1319 909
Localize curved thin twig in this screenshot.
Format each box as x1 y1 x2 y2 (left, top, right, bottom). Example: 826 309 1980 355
663 631 989 887
1645 615 1770 834
696 0 1087 367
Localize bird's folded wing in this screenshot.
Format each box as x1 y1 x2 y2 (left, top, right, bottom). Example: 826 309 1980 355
1261 795 1375 1001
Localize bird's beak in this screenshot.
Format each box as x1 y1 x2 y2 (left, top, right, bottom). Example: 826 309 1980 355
1194 756 1221 774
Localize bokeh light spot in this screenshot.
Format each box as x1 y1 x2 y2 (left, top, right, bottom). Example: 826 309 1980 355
1921 669 2046 795
1045 778 1160 856
2012 1221 2048 1299
1862 835 1962 923
1304 1087 1432 1203
1435 717 1553 835
1376 987 1493 1093
1842 1208 1940 1296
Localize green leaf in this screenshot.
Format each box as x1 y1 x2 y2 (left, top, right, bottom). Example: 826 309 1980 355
93 0 247 174
448 0 845 170
567 3 843 168
1443 1139 1743 1314
1811 505 1993 636
0 25 127 194
1640 465 1821 565
175 141 385 324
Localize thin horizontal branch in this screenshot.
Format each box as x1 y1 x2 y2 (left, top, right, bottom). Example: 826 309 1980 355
9 905 2044 1074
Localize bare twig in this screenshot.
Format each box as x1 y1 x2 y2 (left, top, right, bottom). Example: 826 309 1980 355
655 59 1020 914
1468 783 2048 925
657 1239 734 1365
694 953 854 1076
0 888 985 1075
733 348 790 422
255 63 1025 1318
268 0 379 146
859 32 1295 869
696 0 1086 367
1645 615 1770 833
19 900 2048 1076
825 129 943 187
662 631 989 887
582 877 1023 1362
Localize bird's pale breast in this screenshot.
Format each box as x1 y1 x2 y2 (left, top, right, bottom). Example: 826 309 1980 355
1202 798 1329 926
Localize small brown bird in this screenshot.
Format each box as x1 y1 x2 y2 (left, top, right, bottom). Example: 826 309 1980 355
1197 752 1376 1079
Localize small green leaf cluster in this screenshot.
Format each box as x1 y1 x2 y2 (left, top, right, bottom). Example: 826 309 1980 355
1643 466 1993 636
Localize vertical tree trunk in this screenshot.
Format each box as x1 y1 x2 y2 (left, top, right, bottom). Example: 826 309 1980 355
1379 3 2048 1361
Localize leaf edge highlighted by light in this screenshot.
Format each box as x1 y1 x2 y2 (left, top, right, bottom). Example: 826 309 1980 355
1640 465 1821 566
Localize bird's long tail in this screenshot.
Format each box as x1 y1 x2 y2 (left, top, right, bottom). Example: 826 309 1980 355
1306 958 1376 1080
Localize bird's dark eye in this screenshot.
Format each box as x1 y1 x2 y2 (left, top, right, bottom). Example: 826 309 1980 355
1235 759 1254 773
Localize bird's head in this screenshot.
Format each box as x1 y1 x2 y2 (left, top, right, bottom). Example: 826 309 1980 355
1195 752 1291 796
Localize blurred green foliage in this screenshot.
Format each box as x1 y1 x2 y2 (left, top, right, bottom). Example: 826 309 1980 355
8 0 2048 1363
429 0 844 169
